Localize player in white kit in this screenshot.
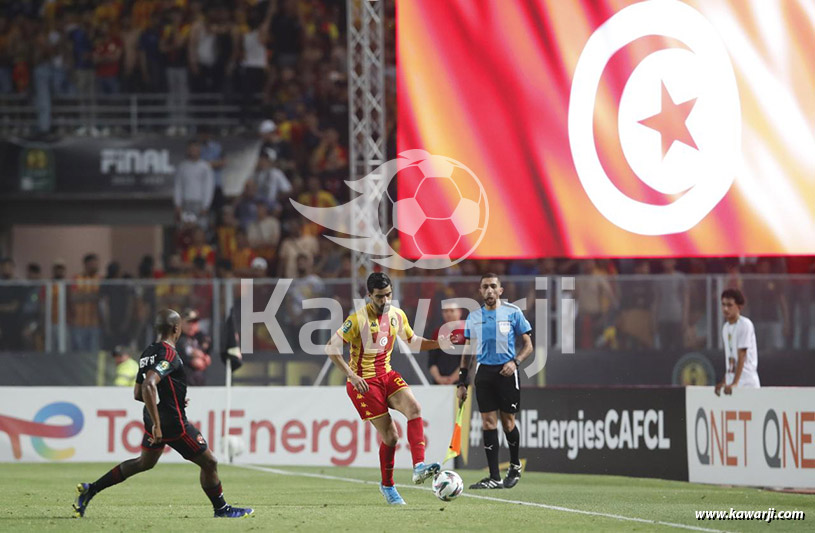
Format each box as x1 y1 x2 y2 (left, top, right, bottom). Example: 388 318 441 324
715 288 760 396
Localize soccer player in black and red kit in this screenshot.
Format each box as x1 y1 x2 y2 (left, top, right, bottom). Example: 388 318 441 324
73 309 253 519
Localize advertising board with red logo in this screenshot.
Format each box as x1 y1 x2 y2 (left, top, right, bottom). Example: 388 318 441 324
686 387 815 489
0 387 455 466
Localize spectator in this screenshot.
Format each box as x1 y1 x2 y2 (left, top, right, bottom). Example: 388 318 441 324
310 127 347 176
251 256 269 278
48 260 67 337
120 14 142 92
69 253 102 353
93 21 123 95
184 226 216 268
507 259 540 277
428 302 466 384
133 255 156 347
254 148 292 207
99 261 134 351
239 1 273 124
301 111 322 150
131 0 158 30
654 259 689 351
286 253 325 339
247 200 281 261
188 6 218 92
111 345 138 387
234 178 260 228
617 260 655 349
138 14 162 92
725 260 743 291
258 119 292 166
297 176 337 236
575 259 616 349
270 0 303 68
212 4 240 94
48 18 75 96
160 6 190 134
232 229 257 277
177 308 211 386
32 20 56 135
216 204 239 262
155 253 192 312
69 10 97 135
197 125 226 211
787 255 814 349
744 258 789 350
189 256 214 333
313 237 343 278
215 258 233 279
174 140 215 228
0 15 13 94
21 263 44 351
0 258 23 351
277 219 319 279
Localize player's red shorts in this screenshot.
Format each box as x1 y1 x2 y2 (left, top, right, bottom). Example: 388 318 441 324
346 370 409 420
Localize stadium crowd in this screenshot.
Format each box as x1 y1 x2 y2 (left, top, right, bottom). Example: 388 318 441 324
0 0 351 135
1 253 813 357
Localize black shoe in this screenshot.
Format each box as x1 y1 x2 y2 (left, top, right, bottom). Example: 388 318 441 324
469 477 503 490
503 463 522 489
214 504 255 518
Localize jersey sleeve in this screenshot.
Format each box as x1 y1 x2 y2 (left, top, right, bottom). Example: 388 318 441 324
735 321 751 350
513 309 532 336
464 314 474 340
397 309 415 341
146 344 182 380
337 313 359 344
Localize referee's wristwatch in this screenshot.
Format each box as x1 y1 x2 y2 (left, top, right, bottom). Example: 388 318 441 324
511 357 520 368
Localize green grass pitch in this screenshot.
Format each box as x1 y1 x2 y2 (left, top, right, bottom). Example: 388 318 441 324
1 463 812 531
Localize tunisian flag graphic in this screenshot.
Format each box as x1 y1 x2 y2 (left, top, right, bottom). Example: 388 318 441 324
397 0 815 258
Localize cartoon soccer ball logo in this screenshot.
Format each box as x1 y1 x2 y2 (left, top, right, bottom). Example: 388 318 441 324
292 150 489 270
384 150 488 269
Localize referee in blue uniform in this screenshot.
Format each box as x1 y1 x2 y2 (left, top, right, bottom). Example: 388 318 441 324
458 273 533 489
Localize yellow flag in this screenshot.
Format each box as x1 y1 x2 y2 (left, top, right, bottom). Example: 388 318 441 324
444 401 466 463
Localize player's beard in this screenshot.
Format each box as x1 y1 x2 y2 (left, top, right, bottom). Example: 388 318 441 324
484 296 496 307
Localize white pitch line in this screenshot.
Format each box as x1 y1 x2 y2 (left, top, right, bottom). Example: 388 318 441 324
235 464 730 533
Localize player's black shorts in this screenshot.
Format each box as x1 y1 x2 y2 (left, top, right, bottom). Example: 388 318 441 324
475 364 520 414
142 421 208 460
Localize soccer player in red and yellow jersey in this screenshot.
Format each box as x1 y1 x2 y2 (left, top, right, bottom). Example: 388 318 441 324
325 272 444 505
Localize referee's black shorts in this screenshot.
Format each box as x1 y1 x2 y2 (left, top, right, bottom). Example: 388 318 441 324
474 363 520 414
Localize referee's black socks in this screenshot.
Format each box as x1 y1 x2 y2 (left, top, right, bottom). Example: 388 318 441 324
483 429 501 480
505 426 521 466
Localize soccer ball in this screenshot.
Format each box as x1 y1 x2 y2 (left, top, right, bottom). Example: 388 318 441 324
385 150 489 269
222 435 245 461
432 470 464 501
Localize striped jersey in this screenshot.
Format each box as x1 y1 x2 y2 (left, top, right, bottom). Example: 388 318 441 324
336 304 415 379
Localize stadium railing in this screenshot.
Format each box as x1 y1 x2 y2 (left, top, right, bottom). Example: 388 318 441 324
0 93 243 134
0 274 812 385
